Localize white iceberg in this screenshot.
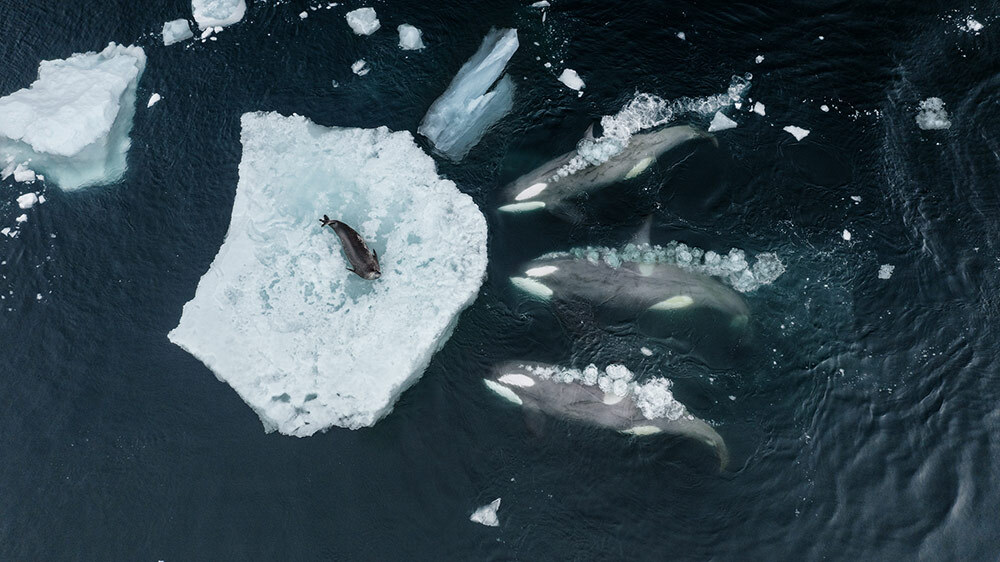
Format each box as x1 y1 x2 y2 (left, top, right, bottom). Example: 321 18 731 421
351 60 370 76
0 43 146 191
16 193 38 209
398 24 425 50
147 93 162 108
752 101 765 116
345 8 380 35
191 0 246 29
878 264 894 280
470 498 501 527
13 164 36 183
915 97 951 130
162 19 194 45
168 112 489 436
418 28 518 161
708 111 737 132
783 125 810 141
557 68 585 92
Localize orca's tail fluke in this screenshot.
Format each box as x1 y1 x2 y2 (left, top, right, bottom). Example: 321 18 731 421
319 215 334 227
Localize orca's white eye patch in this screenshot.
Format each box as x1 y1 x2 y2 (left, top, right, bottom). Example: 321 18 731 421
515 182 547 201
484 380 523 405
498 373 535 387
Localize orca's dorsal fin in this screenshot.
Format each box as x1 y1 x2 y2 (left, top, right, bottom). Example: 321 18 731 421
584 123 596 140
632 215 654 246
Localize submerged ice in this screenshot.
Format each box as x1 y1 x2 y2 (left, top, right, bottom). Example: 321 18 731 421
191 0 246 29
0 42 146 191
168 113 488 436
418 28 518 161
162 19 194 45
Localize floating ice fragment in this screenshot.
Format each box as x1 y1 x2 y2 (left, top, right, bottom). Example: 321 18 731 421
677 31 686 40
168 113 488 435
351 60 370 76
842 229 852 241
191 0 246 29
960 17 984 33
345 8 380 35
16 193 38 209
782 125 810 141
878 264 894 280
299 11 308 19
162 19 194 45
470 498 501 527
15 214 27 223
530 1 550 7
640 347 653 356
0 43 145 191
418 28 518 161
915 97 951 130
13 164 35 183
708 111 737 132
398 24 425 50
752 102 766 116
557 68 585 92
147 93 161 108
820 104 830 112
755 55 764 63
850 195 861 202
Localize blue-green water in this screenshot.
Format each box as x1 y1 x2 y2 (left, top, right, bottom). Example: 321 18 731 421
2 0 999 560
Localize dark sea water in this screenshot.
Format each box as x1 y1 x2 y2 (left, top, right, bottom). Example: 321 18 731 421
3 0 1000 560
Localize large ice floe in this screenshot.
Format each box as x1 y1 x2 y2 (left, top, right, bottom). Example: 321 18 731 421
418 28 518 161
0 42 146 191
191 0 246 29
162 19 194 45
169 113 488 436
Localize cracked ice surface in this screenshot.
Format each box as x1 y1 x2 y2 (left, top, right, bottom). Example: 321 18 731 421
169 113 488 436
0 43 145 191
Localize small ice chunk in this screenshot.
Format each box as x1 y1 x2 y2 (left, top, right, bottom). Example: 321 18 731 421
783 125 810 141
351 60 370 76
299 11 308 19
0 228 10 237
850 195 861 202
640 347 653 356
960 17 984 33
676 31 686 40
15 214 27 223
557 68 585 92
755 55 764 63
0 42 146 191
398 24 425 50
168 113 488 435
162 19 194 45
915 97 951 130
752 102 766 116
418 29 518 161
708 111 737 132
13 164 35 183
470 498 501 527
38 194 45 203
147 93 162 108
16 193 38 209
878 264 894 280
820 104 830 112
191 0 247 29
530 1 550 7
345 8 380 35
842 229 852 241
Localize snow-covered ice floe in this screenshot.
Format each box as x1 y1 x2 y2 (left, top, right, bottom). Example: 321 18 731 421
558 68 585 93
783 125 810 141
915 97 951 130
0 42 146 191
398 24 425 50
192 0 246 29
168 112 489 436
470 498 501 527
351 60 370 76
346 7 380 35
418 28 518 161
162 19 194 45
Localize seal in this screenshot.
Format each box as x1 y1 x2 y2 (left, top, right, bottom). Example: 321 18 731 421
319 215 381 280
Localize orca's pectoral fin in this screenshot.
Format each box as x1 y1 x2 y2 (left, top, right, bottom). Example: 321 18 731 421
346 267 356 273
373 250 378 264
523 410 548 438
